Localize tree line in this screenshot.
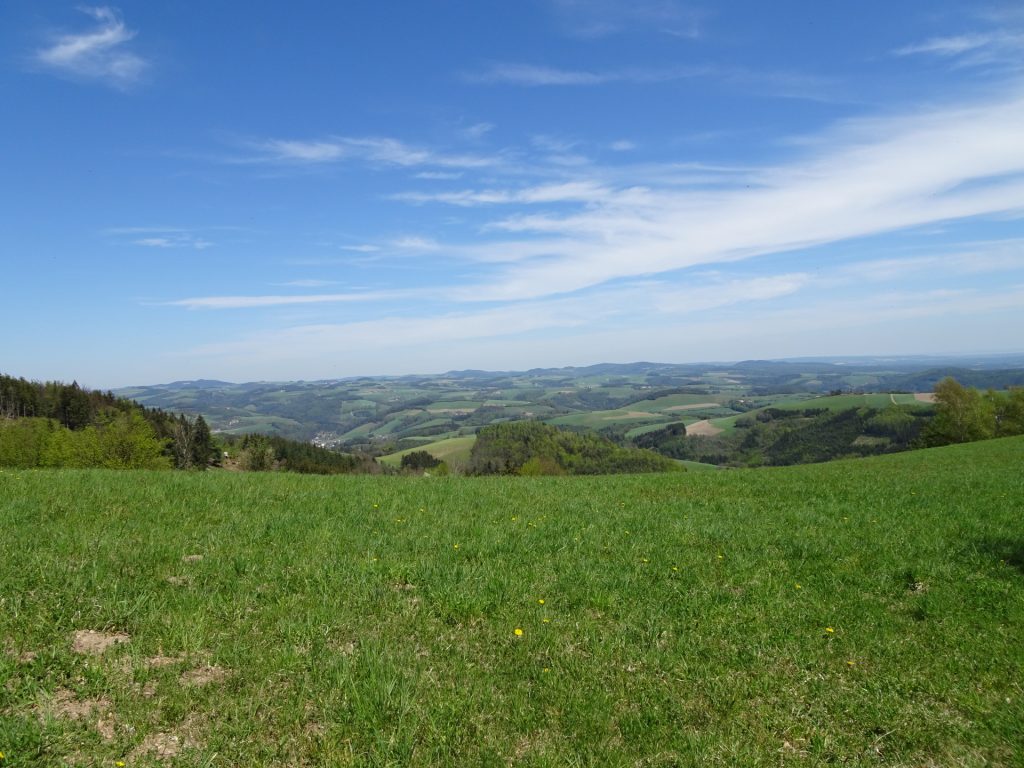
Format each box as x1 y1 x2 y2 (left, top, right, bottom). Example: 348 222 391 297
923 377 1024 444
466 421 678 476
0 373 372 474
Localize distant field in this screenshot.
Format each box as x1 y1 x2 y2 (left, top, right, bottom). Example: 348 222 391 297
770 393 931 411
2 437 1022 765
378 435 478 467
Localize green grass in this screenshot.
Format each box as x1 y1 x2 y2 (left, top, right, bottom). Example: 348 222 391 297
674 459 720 471
2 438 1023 766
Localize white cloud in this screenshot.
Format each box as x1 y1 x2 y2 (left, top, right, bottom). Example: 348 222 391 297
392 180 614 207
339 244 381 253
610 140 637 151
838 240 1024 282
649 273 811 314
465 62 834 101
124 229 214 250
461 122 495 140
258 140 347 162
391 236 441 251
443 87 1024 300
251 136 498 168
895 34 999 57
35 6 147 88
893 30 1024 69
415 171 464 180
276 279 339 288
166 291 401 310
467 63 613 86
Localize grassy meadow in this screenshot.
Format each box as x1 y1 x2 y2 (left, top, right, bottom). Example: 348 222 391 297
2 438 1023 766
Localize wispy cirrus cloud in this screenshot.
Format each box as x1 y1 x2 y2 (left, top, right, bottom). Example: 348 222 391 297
430 87 1024 301
276 279 339 288
465 62 837 102
166 290 403 310
34 6 147 88
894 30 1024 70
338 244 381 253
106 227 214 250
391 180 614 207
250 136 499 168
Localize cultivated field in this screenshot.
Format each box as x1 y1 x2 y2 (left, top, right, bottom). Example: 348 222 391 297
2 438 1022 765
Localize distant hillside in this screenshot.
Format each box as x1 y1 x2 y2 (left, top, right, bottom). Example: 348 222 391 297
113 356 1024 452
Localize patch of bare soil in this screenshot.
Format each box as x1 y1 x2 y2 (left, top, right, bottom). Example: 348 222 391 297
914 392 937 403
145 654 184 668
129 715 202 762
165 575 189 586
663 402 719 411
685 419 724 437
72 629 130 655
179 664 228 687
4 641 38 664
41 688 117 741
181 554 204 563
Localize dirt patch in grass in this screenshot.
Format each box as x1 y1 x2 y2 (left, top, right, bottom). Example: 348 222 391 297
914 392 937 403
146 654 184 668
663 403 719 411
181 553 204 563
686 419 723 437
72 629 130 655
129 715 202 762
41 688 117 741
180 664 229 687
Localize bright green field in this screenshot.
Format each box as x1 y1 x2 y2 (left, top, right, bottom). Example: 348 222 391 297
2 438 1023 766
379 435 478 468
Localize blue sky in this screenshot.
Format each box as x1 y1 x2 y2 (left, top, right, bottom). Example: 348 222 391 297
3 1 1024 387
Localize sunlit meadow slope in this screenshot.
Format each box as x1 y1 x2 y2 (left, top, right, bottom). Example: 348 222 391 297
2 438 1022 766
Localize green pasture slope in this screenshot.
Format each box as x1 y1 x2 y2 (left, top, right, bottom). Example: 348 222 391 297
379 435 477 468
2 438 1023 766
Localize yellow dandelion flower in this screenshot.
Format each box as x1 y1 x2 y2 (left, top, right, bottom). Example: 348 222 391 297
116 762 126 767
453 544 460 549
537 598 545 605
717 554 724 559
671 566 679 572
542 618 550 623
825 627 835 634
641 558 649 563
795 584 802 589
542 667 550 673
847 660 855 666
514 628 524 637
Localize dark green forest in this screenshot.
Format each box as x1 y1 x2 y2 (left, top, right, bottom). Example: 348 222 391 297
468 421 678 476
